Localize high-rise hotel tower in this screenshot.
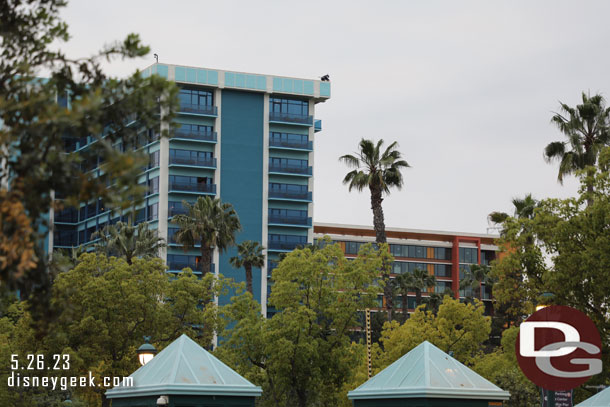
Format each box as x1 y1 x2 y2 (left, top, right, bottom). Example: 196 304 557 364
51 63 331 316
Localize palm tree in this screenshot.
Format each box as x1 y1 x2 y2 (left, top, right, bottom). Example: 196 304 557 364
544 92 610 204
230 240 265 295
340 139 410 321
409 268 436 307
459 264 493 302
92 221 165 264
488 193 538 224
393 273 412 321
172 196 241 276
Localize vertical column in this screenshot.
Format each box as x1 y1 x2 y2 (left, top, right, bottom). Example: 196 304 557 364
213 90 222 282
452 236 460 298
307 99 315 245
261 93 270 317
157 101 170 260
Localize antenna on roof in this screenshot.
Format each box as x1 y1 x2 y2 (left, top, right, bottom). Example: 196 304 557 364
320 74 330 81
154 54 159 63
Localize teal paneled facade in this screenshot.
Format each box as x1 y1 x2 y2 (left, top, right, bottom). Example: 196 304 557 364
219 90 264 305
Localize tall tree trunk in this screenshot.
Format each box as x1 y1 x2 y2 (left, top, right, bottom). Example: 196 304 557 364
245 264 253 295
402 289 408 321
586 181 594 207
201 245 212 276
416 289 422 307
370 187 387 244
370 186 392 321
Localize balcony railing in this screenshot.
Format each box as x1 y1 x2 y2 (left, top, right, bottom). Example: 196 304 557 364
269 164 312 175
268 241 306 251
168 262 215 274
314 119 322 132
268 190 312 201
168 206 189 217
269 138 313 150
173 129 217 142
169 156 217 168
179 103 218 116
269 112 313 125
268 215 312 226
169 182 216 194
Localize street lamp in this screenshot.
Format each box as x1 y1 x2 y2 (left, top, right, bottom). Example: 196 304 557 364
535 292 555 311
137 336 157 366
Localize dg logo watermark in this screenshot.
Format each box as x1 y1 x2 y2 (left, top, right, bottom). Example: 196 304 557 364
516 305 602 390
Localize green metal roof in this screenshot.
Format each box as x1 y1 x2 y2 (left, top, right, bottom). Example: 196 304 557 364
348 341 510 401
576 387 610 406
106 334 262 399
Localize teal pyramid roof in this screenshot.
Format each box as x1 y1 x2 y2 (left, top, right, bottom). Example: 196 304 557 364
576 387 610 406
348 341 510 400
106 334 262 398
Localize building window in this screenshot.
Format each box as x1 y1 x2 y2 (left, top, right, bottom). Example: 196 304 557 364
459 247 478 264
269 98 308 116
147 177 159 195
179 88 213 107
149 150 160 169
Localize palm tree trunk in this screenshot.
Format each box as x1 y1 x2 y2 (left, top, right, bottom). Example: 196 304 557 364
416 289 422 307
245 264 253 295
201 245 212 276
402 289 408 321
370 187 387 244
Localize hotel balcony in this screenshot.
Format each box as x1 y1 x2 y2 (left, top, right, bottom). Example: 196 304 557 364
268 215 312 227
268 190 312 202
169 156 217 169
178 103 218 117
168 182 216 194
269 138 313 151
168 262 215 275
269 112 313 126
172 129 217 143
268 163 312 176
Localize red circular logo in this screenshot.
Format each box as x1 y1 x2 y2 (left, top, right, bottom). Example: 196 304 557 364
516 305 602 390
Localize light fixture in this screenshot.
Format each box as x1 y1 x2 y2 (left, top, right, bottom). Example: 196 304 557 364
137 336 157 366
535 292 555 311
156 395 169 406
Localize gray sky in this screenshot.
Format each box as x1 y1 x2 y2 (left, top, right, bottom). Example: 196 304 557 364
60 0 609 234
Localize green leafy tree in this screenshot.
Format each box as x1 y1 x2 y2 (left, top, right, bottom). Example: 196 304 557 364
92 221 165 264
0 0 178 317
544 92 610 204
45 253 227 407
472 327 538 407
339 139 410 321
173 196 241 276
229 240 265 295
217 241 387 407
375 296 491 370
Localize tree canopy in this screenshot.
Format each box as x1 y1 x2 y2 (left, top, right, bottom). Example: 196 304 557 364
0 0 178 317
217 241 389 407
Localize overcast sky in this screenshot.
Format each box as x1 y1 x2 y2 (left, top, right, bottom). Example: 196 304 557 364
59 1 609 234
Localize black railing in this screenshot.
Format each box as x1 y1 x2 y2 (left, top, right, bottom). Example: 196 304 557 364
268 190 312 201
168 262 215 274
269 138 313 150
173 130 217 142
169 156 217 168
179 103 217 116
169 182 216 194
269 164 312 175
269 112 313 125
268 215 312 226
268 241 306 251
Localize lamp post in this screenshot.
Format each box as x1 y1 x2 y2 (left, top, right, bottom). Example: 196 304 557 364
137 336 157 366
536 292 555 312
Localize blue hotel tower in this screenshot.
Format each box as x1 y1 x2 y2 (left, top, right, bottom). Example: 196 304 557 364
50 63 330 317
